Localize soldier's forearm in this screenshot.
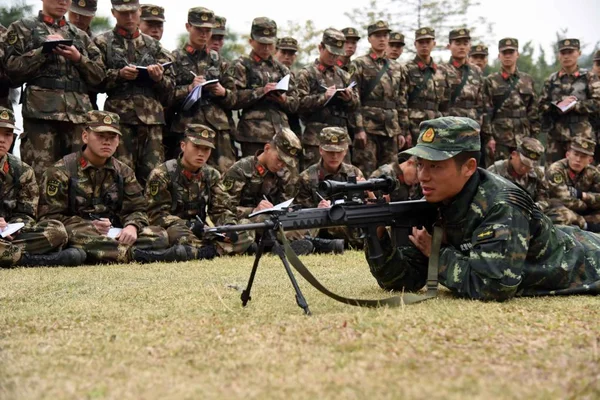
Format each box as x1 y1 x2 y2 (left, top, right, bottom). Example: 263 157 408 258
233 88 265 110
5 49 47 83
74 55 105 87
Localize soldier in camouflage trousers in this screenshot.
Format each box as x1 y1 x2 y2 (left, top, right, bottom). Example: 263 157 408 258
3 4 105 181
0 24 14 111
545 137 600 231
370 154 421 202
146 124 253 258
38 111 189 265
483 38 540 165
539 39 600 165
93 0 175 186
169 7 236 173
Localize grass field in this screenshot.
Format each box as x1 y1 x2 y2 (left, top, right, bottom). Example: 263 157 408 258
1 251 599 400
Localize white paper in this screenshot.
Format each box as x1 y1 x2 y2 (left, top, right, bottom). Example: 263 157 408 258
1 222 24 238
323 81 357 106
249 198 295 218
182 79 220 111
553 99 577 113
107 227 123 239
274 74 290 92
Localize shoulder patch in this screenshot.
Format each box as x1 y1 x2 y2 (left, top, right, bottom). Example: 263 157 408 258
149 181 159 196
46 179 59 196
552 173 563 184
476 229 495 240
222 177 235 191
7 31 18 45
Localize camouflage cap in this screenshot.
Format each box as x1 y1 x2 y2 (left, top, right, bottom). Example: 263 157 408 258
185 124 216 149
0 107 16 131
322 28 346 56
341 27 361 40
111 0 140 12
449 28 471 41
517 137 544 168
86 111 121 136
558 38 580 51
319 127 350 152
213 16 227 36
499 38 518 51
188 7 215 28
277 37 298 52
140 4 165 22
470 43 488 56
594 50 600 61
570 136 595 156
401 117 481 161
415 27 435 40
273 128 302 168
368 20 391 36
389 32 405 45
251 17 277 44
70 0 98 17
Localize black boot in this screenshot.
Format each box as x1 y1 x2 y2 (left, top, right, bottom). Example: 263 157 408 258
20 248 87 267
197 244 218 260
586 222 600 233
309 237 345 254
289 239 314 256
132 245 188 263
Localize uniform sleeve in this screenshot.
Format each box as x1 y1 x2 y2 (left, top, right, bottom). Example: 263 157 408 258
38 167 84 226
92 35 121 92
207 169 238 226
215 58 237 110
526 78 541 136
546 165 587 212
120 170 149 231
537 77 554 118
171 51 191 108
294 173 317 208
350 60 365 132
11 165 38 224
222 165 254 219
279 67 299 114
396 65 410 136
145 168 179 228
74 33 105 87
480 76 494 144
4 23 48 85
581 169 600 210
296 68 327 113
231 58 265 110
534 171 550 213
152 43 175 103
573 73 600 115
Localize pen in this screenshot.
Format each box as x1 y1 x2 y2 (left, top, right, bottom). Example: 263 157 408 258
190 70 197 77
316 191 327 202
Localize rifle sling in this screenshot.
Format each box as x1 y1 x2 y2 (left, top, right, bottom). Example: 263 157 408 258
493 75 520 117
361 59 390 103
408 68 433 105
450 65 470 105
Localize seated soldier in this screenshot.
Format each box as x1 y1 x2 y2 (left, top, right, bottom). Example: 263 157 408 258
366 116 599 300
295 127 363 251
546 137 600 232
487 137 549 212
38 110 190 264
0 108 85 268
146 124 254 258
370 153 421 202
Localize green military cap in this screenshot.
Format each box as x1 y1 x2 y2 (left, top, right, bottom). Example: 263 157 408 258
415 27 435 40
0 107 17 131
251 17 277 44
140 4 165 22
319 127 350 152
594 50 600 61
449 28 471 41
341 27 361 40
188 7 215 28
213 16 227 36
185 124 216 149
389 32 405 45
322 28 346 56
277 37 298 52
517 137 544 168
570 136 595 156
499 38 518 51
86 111 121 136
470 43 488 56
70 0 97 17
273 128 302 168
111 0 140 12
402 117 481 161
558 38 580 51
368 20 391 36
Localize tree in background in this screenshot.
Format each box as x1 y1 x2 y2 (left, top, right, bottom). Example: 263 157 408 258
277 20 322 69
90 16 112 37
0 0 32 27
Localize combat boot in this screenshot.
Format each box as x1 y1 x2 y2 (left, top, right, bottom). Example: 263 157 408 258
586 222 600 233
309 237 345 254
132 245 189 263
196 244 218 260
289 239 314 256
20 248 87 267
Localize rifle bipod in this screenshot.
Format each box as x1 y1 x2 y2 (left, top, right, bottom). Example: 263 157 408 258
240 228 311 315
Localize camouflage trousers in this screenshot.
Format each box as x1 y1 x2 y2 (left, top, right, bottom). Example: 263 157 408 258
287 227 363 249
117 124 165 187
21 119 85 182
0 220 68 268
65 220 169 264
352 134 398 178
166 223 254 256
546 206 600 229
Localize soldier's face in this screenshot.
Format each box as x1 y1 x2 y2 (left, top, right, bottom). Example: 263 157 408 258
386 43 404 60
140 20 164 41
566 149 593 173
83 130 119 159
264 144 286 172
0 129 15 158
319 148 346 172
499 50 518 68
249 40 275 60
187 25 212 49
469 55 488 70
448 39 471 60
318 45 337 66
510 152 532 176
276 49 297 68
68 11 93 31
369 32 389 52
209 35 225 53
181 141 212 170
344 39 358 57
112 9 140 32
416 157 477 203
558 49 580 69
593 62 600 75
402 159 419 185
43 0 70 19
415 39 435 58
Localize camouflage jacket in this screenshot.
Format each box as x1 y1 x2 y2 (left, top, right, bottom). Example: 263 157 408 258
405 57 448 139
483 69 541 146
230 51 299 143
487 159 549 212
169 44 236 134
546 159 600 213
350 50 409 137
295 161 364 208
0 25 12 110
296 59 360 146
369 161 422 202
222 152 295 219
93 27 174 125
3 12 105 123
145 158 237 229
38 151 149 231
368 168 600 300
335 58 351 73
0 154 38 225
538 67 600 142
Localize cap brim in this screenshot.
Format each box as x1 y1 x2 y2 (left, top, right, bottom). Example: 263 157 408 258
451 35 471 40
278 46 297 52
571 146 594 156
89 126 122 136
113 5 140 12
560 46 579 51
369 28 391 35
189 22 213 28
416 35 435 40
321 144 348 152
212 29 226 36
389 41 405 45
188 138 215 149
324 44 346 56
252 35 276 44
69 5 96 17
519 155 535 168
0 122 16 130
141 16 165 22
499 46 518 51
345 35 361 40
401 145 460 161
277 149 296 168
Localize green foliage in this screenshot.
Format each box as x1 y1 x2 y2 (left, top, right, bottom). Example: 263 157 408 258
176 30 249 62
0 0 32 28
278 20 322 68
90 16 112 36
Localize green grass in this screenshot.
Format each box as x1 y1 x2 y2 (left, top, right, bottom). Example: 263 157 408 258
1 251 599 399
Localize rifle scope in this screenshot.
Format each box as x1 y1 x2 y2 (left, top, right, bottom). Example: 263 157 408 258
318 176 396 197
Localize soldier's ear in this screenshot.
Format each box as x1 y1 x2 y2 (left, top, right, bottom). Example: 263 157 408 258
180 140 187 153
463 158 478 177
82 129 89 145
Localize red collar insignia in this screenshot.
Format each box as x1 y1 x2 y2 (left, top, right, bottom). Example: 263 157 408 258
41 14 67 27
79 156 88 169
2 160 9 175
256 163 266 176
501 71 510 80
336 59 344 67
115 27 140 39
185 45 196 55
252 54 262 63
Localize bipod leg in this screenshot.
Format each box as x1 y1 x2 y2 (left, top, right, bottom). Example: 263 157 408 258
241 234 269 307
271 241 311 316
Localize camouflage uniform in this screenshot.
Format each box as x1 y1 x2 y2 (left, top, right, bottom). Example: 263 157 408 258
405 28 448 144
545 137 600 229
230 18 299 157
539 39 600 164
469 44 490 77
146 125 253 256
38 111 173 265
483 39 540 164
0 24 13 110
69 0 97 38
3 11 105 181
487 137 549 212
370 157 422 202
296 29 359 168
368 116 600 300
336 27 361 73
93 0 175 186
169 8 236 174
276 37 303 140
351 21 409 177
